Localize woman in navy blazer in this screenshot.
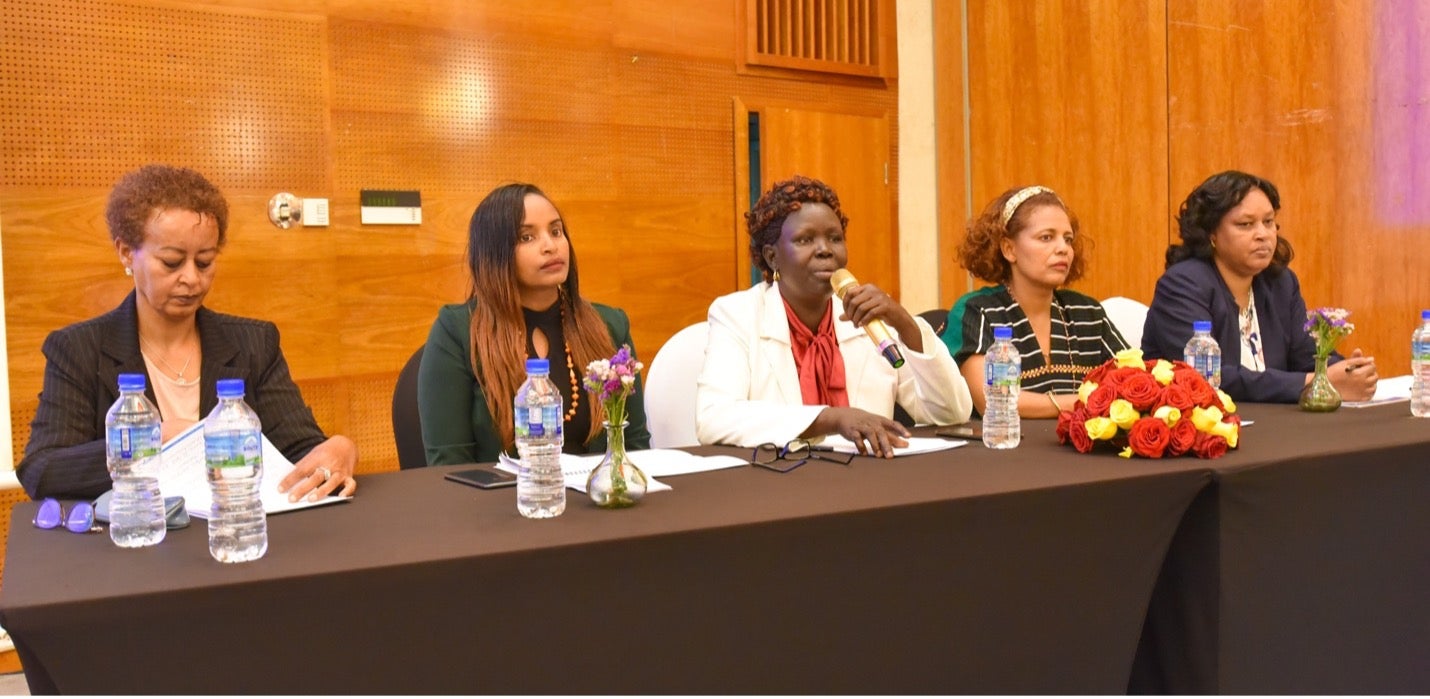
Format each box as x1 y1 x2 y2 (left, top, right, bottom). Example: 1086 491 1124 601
1142 171 1378 403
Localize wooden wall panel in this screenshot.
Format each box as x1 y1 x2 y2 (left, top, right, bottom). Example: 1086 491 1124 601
960 0 1169 304
934 3 969 307
1168 0 1425 374
2 0 899 472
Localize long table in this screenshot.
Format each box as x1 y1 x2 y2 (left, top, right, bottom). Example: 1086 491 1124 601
1 419 1209 694
1130 402 1430 694
2 404 1425 694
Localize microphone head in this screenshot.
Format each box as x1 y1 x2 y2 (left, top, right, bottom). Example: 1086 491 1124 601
830 268 857 297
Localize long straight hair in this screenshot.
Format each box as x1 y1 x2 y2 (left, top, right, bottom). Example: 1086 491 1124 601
466 183 615 450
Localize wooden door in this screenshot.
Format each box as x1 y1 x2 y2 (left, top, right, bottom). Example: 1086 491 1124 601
736 103 898 298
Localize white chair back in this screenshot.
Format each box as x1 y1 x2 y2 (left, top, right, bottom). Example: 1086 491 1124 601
1100 296 1149 349
643 321 709 448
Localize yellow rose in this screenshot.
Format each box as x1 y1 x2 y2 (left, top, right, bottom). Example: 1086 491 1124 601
1210 419 1239 448
1190 406 1224 433
1152 359 1175 386
1109 399 1140 430
1153 405 1181 427
1085 417 1119 441
1119 446 1133 459
1078 380 1098 405
1217 389 1237 414
1114 348 1145 368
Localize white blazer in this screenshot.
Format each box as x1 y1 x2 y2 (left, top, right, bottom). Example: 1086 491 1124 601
695 283 973 447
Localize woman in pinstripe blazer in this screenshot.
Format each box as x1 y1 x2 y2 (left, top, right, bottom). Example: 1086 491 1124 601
17 165 358 501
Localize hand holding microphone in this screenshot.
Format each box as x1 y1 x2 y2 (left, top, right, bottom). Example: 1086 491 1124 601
831 268 908 368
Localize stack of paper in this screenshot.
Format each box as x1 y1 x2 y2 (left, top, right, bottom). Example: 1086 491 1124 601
154 423 349 519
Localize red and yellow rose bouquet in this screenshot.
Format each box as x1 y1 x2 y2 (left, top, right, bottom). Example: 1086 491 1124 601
1056 349 1241 459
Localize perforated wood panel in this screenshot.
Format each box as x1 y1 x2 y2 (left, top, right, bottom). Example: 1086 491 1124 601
3 0 901 476
0 0 329 190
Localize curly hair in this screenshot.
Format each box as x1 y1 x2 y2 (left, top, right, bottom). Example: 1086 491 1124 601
745 175 849 282
960 186 1086 285
105 164 229 250
1167 170 1293 276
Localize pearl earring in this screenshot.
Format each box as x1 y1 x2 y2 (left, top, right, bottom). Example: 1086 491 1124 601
124 267 133 277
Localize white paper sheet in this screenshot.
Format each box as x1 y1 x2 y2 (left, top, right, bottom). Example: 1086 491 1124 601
1343 374 1413 408
154 422 349 519
819 435 968 456
496 451 697 493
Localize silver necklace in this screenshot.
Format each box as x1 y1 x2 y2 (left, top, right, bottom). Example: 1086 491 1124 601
138 334 197 386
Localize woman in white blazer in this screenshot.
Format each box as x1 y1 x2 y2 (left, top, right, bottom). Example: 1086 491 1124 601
696 176 973 457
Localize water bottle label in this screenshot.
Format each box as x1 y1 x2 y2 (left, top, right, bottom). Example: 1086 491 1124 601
108 425 160 461
206 431 262 470
985 362 1020 395
1190 355 1220 385
542 404 563 439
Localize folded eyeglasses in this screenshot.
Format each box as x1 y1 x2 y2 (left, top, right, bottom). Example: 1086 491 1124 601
32 497 103 534
751 439 856 473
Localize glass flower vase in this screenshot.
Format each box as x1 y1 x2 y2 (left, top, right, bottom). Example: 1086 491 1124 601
1299 355 1341 412
586 421 647 508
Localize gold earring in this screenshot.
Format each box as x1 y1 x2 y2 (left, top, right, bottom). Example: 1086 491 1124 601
772 269 780 281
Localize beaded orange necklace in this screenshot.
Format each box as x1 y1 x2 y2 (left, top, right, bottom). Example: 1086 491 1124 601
561 338 580 422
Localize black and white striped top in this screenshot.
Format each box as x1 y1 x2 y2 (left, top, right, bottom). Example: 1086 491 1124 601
943 286 1129 394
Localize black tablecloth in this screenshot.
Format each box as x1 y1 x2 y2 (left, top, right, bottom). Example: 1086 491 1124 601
4 404 1426 694
1131 402 1430 693
1 419 1209 694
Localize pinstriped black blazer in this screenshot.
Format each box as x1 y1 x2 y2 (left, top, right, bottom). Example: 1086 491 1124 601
17 292 327 499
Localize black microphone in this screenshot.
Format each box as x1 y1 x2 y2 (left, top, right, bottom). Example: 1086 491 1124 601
830 268 905 368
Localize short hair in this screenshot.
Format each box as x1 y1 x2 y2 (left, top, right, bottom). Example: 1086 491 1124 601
745 175 849 283
960 186 1086 284
105 164 229 250
1168 170 1294 274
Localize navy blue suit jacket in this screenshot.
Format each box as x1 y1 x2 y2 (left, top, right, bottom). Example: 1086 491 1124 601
1142 258 1330 403
17 292 328 499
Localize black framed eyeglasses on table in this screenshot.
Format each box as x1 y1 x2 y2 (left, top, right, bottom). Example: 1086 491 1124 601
750 439 856 473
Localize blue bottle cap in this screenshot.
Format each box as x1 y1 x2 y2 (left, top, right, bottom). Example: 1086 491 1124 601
525 358 550 374
216 378 246 398
1193 320 1212 333
117 373 146 391
1422 310 1430 321
992 326 1013 340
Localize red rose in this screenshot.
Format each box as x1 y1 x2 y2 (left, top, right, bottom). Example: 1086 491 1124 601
1067 407 1094 453
1119 371 1162 412
1056 408 1073 444
1192 431 1229 459
1128 416 1171 458
1112 366 1144 384
1167 417 1197 456
1084 384 1117 416
1084 362 1112 386
1157 383 1195 412
1173 370 1219 408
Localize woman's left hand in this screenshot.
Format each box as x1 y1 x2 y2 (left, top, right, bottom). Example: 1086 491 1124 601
280 435 359 502
837 281 923 353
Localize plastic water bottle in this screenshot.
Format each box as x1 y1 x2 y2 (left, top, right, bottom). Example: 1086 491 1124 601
204 378 268 563
1413 310 1430 418
1184 320 1222 388
104 373 166 547
515 358 565 518
983 326 1021 449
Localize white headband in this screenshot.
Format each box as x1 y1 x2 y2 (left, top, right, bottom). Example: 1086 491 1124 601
1000 186 1059 228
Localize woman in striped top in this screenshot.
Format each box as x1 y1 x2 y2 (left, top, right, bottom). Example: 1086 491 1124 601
943 186 1129 418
